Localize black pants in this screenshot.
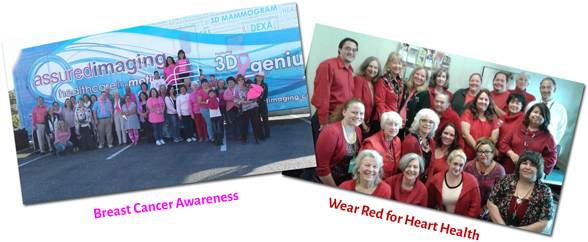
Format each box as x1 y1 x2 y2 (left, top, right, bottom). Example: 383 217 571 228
141 121 155 144
227 106 240 139
78 126 95 151
240 107 260 142
69 127 79 149
257 101 270 139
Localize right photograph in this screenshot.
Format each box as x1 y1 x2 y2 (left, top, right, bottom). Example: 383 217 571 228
284 24 583 235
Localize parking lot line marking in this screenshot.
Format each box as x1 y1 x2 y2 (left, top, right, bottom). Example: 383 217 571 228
106 144 132 160
290 115 311 124
18 153 51 167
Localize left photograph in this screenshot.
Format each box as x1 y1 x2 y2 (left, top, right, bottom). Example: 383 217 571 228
6 2 315 204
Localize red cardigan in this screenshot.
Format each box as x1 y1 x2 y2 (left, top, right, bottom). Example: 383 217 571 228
402 133 436 180
374 77 398 122
339 179 391 199
353 75 376 126
427 171 481 218
360 130 402 178
436 106 465 148
315 121 363 176
498 123 557 175
385 173 428 207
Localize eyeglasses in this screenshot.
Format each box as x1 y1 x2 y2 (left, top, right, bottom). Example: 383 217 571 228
420 119 435 125
344 47 358 54
476 151 493 156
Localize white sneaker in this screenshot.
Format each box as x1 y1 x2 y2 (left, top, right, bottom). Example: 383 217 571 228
160 139 165 144
98 145 103 149
187 138 192 143
156 140 161 145
190 138 196 142
108 144 113 148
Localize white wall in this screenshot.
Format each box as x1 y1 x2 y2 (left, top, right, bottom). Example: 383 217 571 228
306 24 583 164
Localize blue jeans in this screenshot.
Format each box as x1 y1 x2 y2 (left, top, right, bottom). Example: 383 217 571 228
167 114 180 140
200 108 214 140
152 122 163 141
55 141 73 155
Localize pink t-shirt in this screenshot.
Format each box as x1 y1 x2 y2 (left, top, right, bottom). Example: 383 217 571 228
163 64 177 85
197 89 211 109
147 97 165 123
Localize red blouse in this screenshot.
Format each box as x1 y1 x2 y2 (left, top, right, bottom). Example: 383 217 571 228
311 56 355 125
360 130 402 179
315 121 363 177
460 109 499 160
339 179 392 199
498 123 557 175
353 75 376 125
427 171 481 218
385 173 428 207
497 111 525 148
374 77 398 122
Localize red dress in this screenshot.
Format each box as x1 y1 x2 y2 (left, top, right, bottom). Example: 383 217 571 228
460 109 499 160
385 173 428 207
427 171 481 218
498 123 557 175
339 179 391 199
353 75 376 126
310 56 354 125
360 130 402 179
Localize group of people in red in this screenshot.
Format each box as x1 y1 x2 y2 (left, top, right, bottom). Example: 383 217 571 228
307 38 559 233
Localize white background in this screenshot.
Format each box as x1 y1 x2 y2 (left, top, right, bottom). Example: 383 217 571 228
1 0 584 240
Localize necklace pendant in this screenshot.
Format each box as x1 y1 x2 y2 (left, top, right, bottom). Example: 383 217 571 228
481 171 485 175
516 197 522 204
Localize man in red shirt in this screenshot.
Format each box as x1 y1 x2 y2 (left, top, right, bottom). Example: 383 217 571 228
32 97 50 154
490 72 510 117
510 72 536 109
310 37 358 146
433 92 464 148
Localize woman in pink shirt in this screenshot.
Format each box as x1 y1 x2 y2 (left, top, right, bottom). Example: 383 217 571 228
163 57 178 86
198 79 215 142
54 120 73 156
176 49 191 86
147 88 166 145
224 76 240 140
190 82 208 141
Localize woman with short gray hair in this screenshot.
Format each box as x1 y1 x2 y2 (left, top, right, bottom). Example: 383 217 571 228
360 111 402 178
401 108 439 183
384 153 428 206
339 149 391 198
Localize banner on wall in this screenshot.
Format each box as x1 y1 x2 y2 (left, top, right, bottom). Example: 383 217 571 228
12 3 307 136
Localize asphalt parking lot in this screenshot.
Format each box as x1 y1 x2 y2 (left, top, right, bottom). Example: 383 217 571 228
16 113 316 204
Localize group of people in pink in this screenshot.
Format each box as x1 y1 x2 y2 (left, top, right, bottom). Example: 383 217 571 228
306 37 558 233
31 50 272 155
